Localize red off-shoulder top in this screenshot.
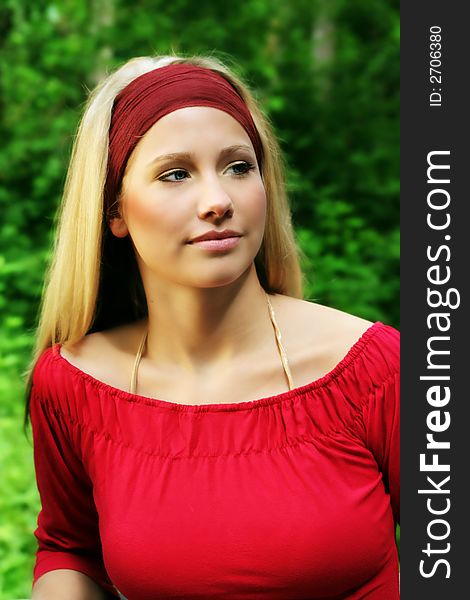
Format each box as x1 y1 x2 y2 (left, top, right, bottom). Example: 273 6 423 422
30 321 400 599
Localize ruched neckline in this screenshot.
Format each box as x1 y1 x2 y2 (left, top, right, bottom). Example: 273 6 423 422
52 321 385 413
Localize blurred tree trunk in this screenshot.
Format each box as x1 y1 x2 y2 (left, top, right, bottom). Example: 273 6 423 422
311 6 335 99
89 0 115 86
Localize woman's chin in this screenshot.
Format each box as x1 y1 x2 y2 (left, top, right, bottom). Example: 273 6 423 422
185 263 255 290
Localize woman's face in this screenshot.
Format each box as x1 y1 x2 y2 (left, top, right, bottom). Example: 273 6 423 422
110 106 267 290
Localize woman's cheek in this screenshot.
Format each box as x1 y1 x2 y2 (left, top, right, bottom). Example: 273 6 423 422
248 183 267 225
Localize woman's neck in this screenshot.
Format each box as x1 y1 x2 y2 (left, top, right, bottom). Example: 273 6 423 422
140 265 275 375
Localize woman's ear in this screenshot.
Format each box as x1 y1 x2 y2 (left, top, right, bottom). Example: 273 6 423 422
109 216 129 238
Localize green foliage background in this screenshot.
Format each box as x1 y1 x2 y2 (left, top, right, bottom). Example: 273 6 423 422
0 0 399 597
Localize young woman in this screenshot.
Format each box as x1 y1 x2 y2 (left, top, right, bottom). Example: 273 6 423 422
27 54 400 599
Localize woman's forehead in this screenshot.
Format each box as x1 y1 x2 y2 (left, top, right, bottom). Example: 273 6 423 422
131 107 255 159
145 105 251 135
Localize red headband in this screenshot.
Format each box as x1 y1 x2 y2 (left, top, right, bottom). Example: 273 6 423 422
105 63 263 215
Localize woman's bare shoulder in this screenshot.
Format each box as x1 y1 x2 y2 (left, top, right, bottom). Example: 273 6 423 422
273 294 373 340
60 319 147 385
272 294 374 381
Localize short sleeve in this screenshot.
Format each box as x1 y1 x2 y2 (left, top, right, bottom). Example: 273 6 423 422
362 328 400 525
30 369 118 597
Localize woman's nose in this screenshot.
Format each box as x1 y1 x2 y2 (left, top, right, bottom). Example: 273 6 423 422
197 176 234 219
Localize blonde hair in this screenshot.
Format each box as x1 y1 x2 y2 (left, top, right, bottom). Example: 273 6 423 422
24 53 305 419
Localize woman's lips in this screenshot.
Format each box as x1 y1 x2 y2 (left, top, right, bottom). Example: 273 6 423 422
188 236 241 251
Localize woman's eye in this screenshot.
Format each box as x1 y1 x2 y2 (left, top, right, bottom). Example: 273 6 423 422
158 169 188 182
157 161 256 183
227 161 256 176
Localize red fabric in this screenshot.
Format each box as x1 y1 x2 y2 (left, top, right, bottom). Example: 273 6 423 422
30 321 400 599
105 63 264 213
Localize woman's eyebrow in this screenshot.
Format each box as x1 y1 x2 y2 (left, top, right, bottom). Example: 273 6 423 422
147 144 255 168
